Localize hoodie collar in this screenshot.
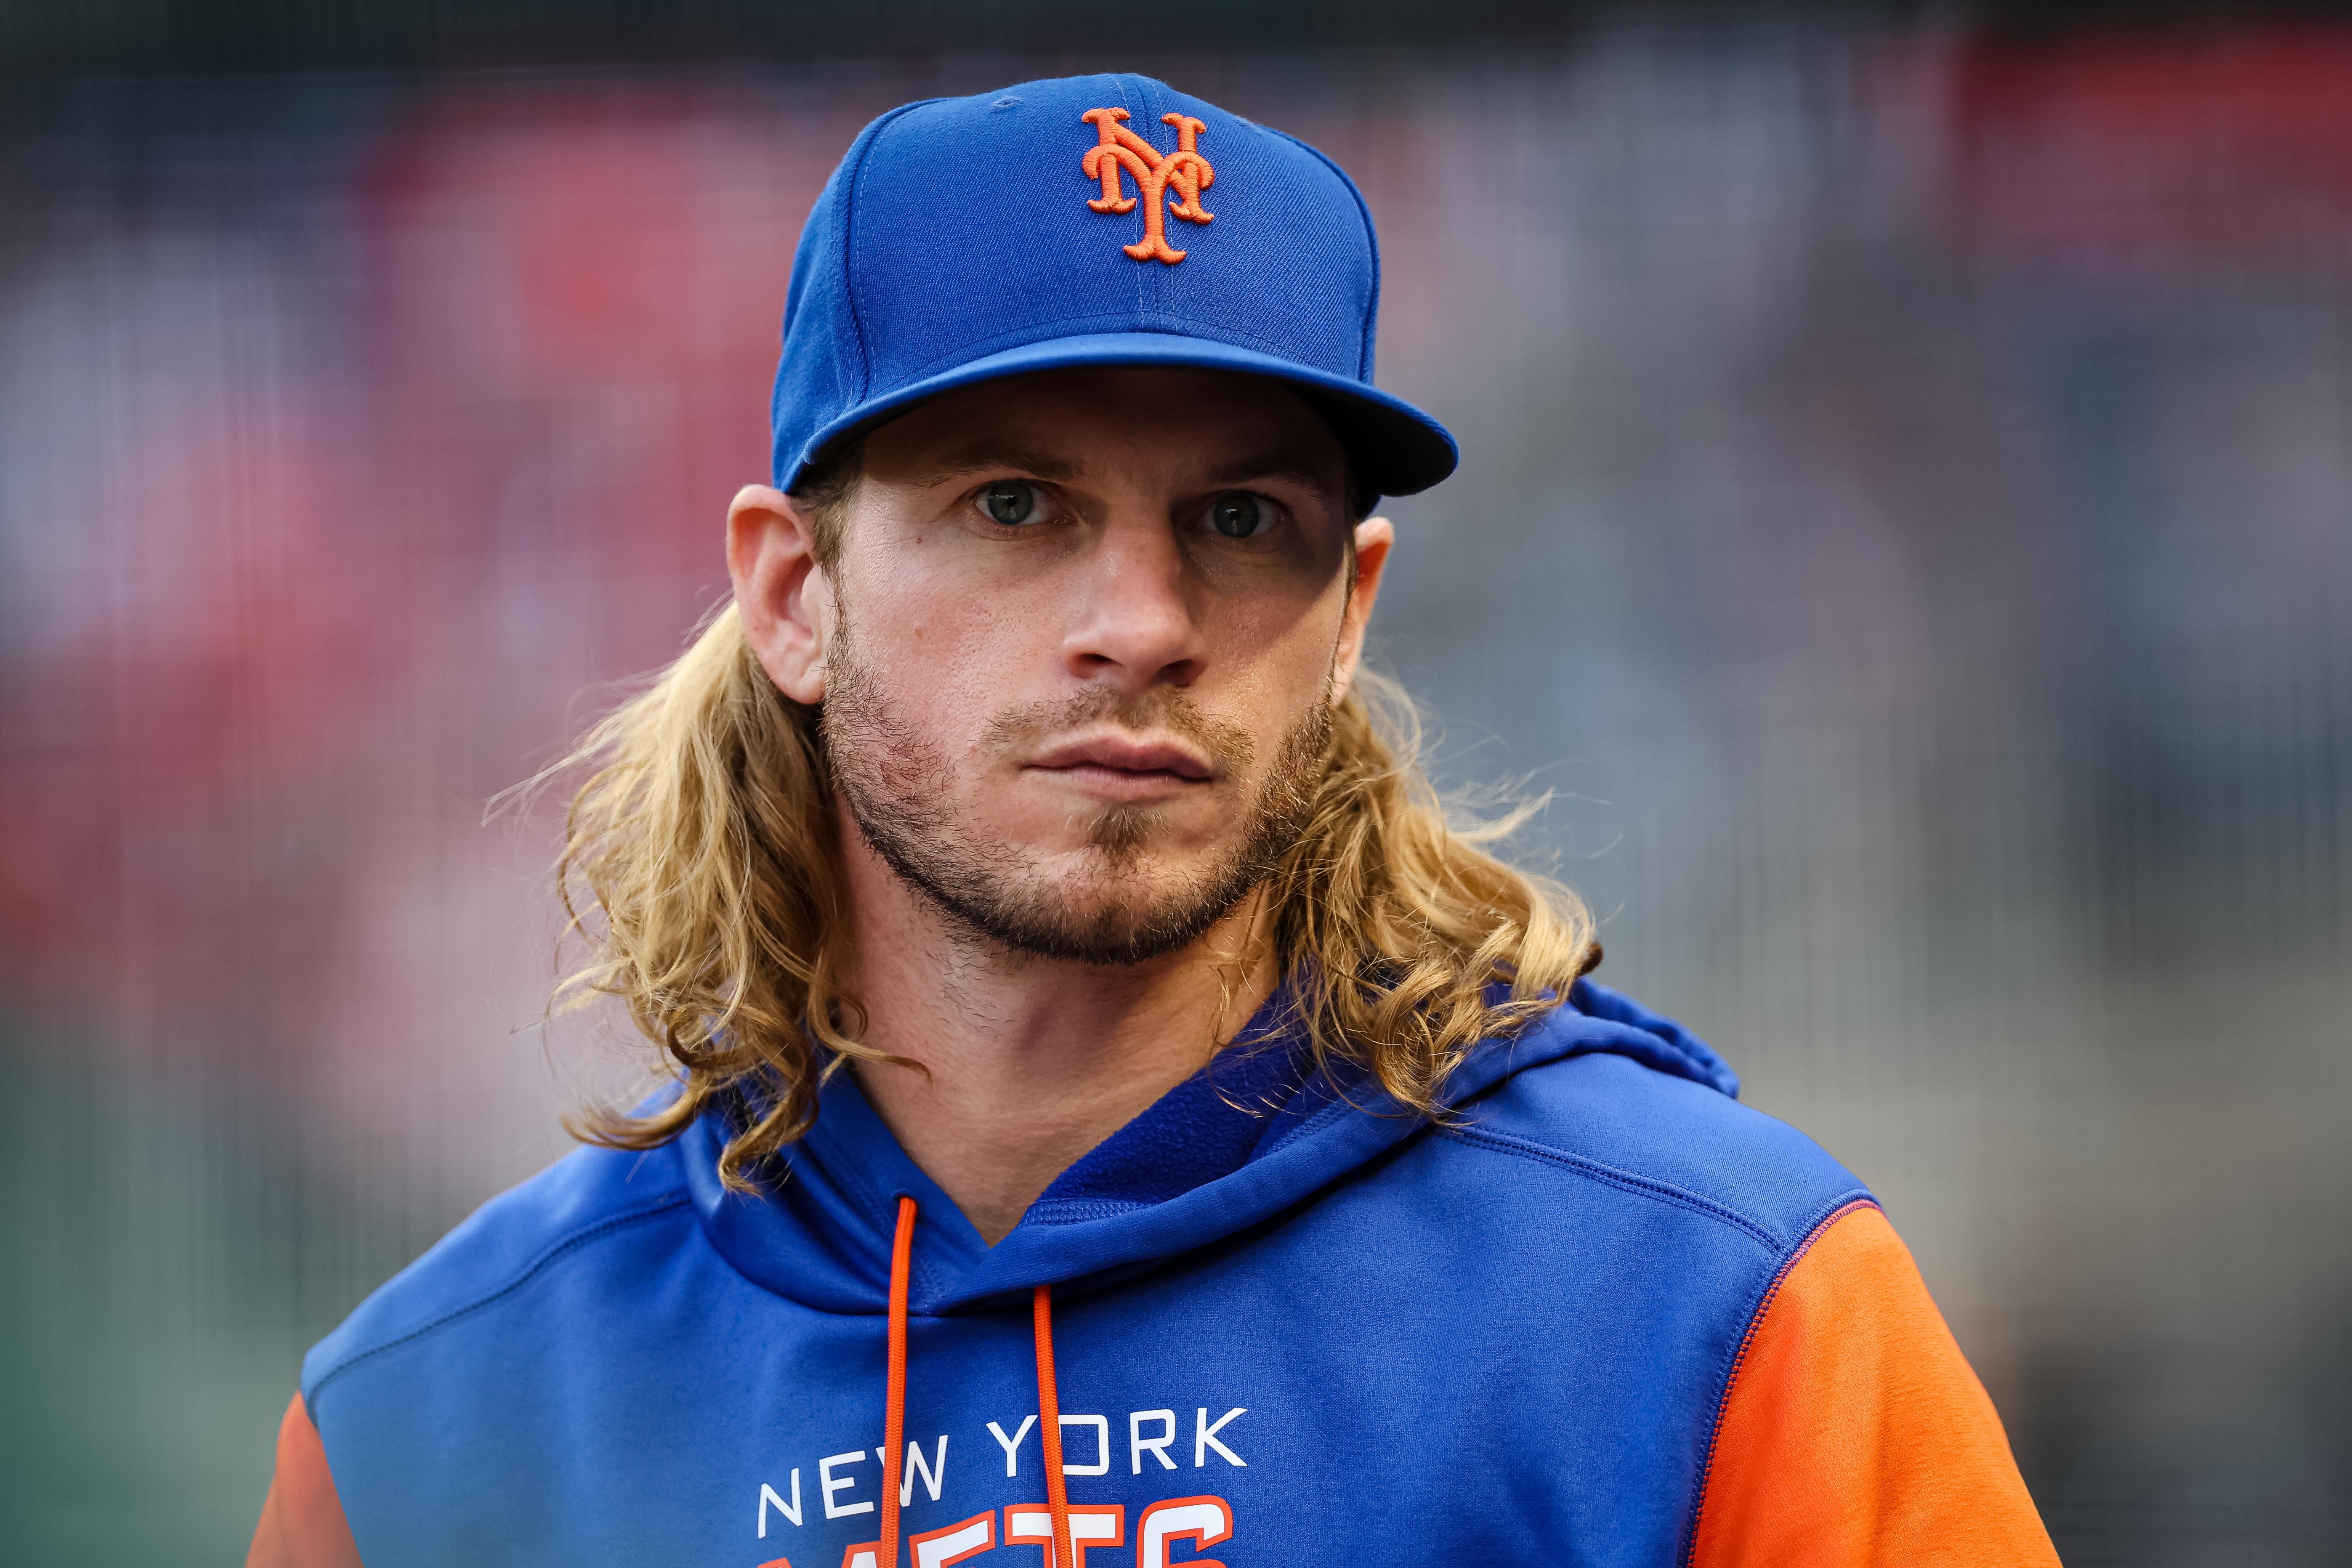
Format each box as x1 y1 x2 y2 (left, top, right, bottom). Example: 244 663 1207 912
678 979 1735 1316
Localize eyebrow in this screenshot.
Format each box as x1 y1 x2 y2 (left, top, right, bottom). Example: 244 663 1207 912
1203 452 1345 494
908 444 1082 486
906 443 1343 497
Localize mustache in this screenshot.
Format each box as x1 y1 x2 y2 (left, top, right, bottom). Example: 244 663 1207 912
978 686 1257 773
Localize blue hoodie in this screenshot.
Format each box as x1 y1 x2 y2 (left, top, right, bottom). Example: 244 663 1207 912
270 981 2052 1567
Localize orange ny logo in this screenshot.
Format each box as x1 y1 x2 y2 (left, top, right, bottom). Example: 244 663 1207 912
1082 108 1216 264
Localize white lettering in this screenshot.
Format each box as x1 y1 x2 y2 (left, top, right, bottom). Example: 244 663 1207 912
910 1509 995 1568
909 1434 949 1504
1194 1406 1246 1467
819 1450 872 1519
988 1414 1037 1477
1139 1496 1233 1568
871 1436 949 1504
1005 1502 1124 1566
757 1472 802 1534
1130 1409 1178 1473
1060 1413 1111 1476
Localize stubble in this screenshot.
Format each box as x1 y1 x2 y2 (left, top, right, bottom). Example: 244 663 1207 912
819 618 1330 966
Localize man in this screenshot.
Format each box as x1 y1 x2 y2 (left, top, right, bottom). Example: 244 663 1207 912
250 74 2057 1565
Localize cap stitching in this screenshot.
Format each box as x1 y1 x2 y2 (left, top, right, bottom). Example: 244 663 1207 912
1129 75 1176 313
1266 125 1381 380
839 98 943 402
874 312 1352 394
1118 74 1156 317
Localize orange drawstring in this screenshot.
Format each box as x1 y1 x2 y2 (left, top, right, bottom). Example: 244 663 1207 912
878 1203 1076 1568
1032 1284 1077 1568
880 1195 917 1568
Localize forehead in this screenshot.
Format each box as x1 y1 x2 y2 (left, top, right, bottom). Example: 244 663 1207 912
861 366 1349 494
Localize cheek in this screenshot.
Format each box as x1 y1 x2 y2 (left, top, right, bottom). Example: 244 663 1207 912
839 565 1047 740
1207 583 1345 696
1199 609 1346 780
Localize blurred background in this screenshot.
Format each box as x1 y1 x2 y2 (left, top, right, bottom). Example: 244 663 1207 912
4 3 2350 1563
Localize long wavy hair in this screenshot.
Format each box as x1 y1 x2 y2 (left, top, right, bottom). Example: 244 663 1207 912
550 482 1598 1191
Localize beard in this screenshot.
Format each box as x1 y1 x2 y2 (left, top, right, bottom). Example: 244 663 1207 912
819 623 1331 967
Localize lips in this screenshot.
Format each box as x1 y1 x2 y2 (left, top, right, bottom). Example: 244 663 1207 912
1025 729 1217 782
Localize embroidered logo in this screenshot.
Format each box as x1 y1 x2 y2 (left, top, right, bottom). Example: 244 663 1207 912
1082 108 1215 264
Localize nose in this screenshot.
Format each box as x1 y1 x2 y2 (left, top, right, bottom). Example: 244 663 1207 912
1057 514 1206 691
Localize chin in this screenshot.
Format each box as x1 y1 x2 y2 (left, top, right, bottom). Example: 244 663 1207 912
1012 856 1255 960
1031 838 1217 893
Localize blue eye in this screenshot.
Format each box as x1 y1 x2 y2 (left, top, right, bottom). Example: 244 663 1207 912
1208 492 1268 538
982 481 1042 526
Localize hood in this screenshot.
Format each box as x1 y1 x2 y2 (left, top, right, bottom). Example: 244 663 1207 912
679 979 1735 1318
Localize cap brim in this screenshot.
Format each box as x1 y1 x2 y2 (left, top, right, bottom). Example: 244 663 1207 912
785 331 1458 499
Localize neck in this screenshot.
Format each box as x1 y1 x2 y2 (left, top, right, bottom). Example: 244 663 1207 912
836 817 1275 1246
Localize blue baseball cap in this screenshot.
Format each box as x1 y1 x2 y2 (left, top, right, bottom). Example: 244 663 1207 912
769 74 1458 500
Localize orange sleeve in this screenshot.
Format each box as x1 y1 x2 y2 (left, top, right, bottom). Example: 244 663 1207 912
247 1393 365 1568
1690 1203 2058 1568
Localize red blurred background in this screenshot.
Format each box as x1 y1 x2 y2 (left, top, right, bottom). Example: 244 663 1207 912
4 21 2350 1564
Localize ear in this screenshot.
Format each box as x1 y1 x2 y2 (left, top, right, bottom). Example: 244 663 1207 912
727 484 832 705
1328 515 1393 707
